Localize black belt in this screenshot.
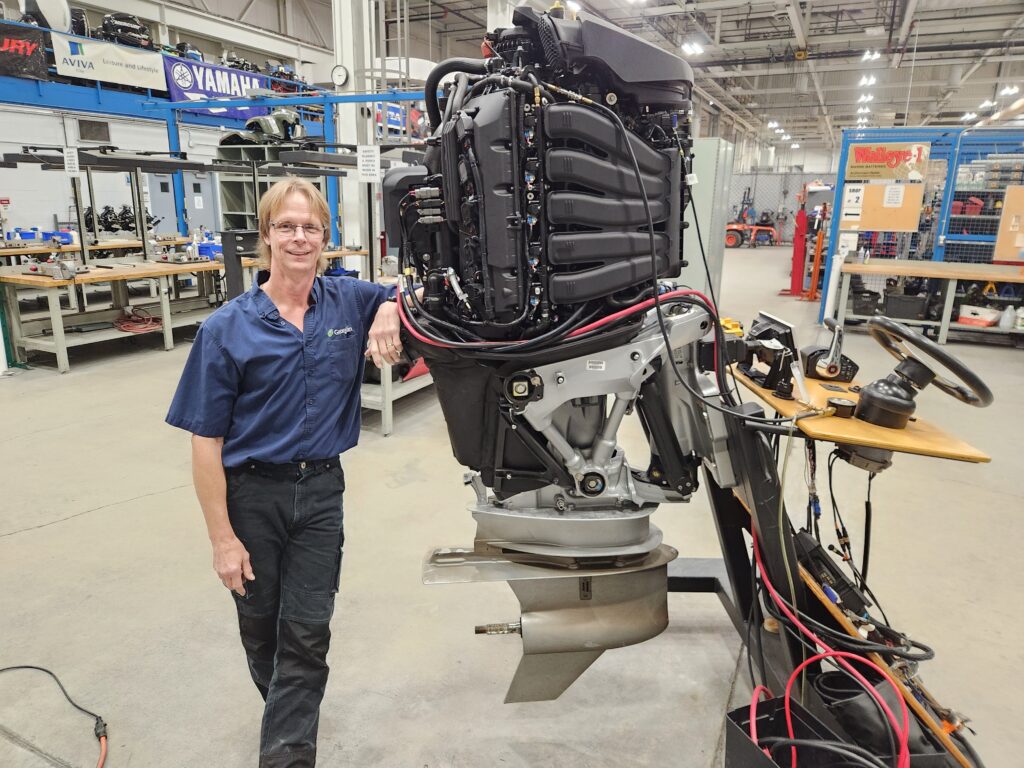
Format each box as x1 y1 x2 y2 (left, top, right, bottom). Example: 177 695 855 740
227 457 340 480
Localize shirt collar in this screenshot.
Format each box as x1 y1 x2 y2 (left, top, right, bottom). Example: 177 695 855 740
251 271 321 320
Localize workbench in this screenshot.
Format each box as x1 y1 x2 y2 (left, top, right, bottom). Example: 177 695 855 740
0 258 256 373
835 259 1024 343
0 237 191 262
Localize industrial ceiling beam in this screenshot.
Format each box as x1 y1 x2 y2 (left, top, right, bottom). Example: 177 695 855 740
922 11 1024 125
695 53 1022 79
295 0 329 49
889 0 920 68
784 1 834 148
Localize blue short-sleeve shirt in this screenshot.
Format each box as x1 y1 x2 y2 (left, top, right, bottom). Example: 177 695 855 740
166 272 391 467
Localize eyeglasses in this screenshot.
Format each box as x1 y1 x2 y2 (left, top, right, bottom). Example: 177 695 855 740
270 222 326 238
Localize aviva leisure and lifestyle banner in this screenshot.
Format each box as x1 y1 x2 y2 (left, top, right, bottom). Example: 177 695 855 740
51 33 165 90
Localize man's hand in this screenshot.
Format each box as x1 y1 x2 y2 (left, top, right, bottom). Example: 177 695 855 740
212 535 255 596
366 300 403 368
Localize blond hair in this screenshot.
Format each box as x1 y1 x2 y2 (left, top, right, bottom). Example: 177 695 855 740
256 177 331 272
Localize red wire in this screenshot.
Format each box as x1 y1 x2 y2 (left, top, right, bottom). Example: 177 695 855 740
97 735 107 768
113 308 161 334
749 685 773 752
397 285 721 369
783 651 909 768
752 534 910 768
396 284 456 348
566 288 719 374
564 288 713 337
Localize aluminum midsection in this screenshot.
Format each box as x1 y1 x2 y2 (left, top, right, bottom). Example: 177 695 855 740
661 355 740 489
520 307 710 433
516 308 711 498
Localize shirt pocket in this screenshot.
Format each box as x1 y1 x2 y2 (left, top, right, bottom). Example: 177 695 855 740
326 331 360 382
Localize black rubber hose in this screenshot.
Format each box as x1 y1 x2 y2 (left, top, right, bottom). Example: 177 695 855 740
442 73 469 124
466 74 538 101
425 58 488 130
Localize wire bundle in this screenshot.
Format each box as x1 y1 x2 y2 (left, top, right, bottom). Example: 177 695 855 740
113 306 161 334
752 535 912 768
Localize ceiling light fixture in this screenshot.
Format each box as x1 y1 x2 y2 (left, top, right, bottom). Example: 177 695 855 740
961 112 977 121
857 106 871 114
791 143 800 149
767 120 778 128
782 134 791 140
859 76 877 87
980 99 996 109
775 128 785 134
1000 85 1020 96
858 94 874 103
681 41 704 56
566 1 582 11
862 50 881 62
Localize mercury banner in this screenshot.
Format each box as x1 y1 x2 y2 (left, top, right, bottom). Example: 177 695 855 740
0 22 48 80
51 33 166 90
163 57 269 119
844 143 931 181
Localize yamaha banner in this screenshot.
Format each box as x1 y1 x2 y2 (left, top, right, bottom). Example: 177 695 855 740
163 57 269 119
0 22 48 80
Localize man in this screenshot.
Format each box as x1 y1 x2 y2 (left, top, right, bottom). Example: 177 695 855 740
166 178 404 767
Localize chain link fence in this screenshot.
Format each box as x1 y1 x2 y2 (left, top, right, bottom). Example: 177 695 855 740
728 171 838 244
943 136 1024 265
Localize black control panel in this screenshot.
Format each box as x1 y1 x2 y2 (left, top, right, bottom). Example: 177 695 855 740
800 346 860 383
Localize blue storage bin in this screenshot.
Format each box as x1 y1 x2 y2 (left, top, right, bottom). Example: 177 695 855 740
198 243 223 260
42 231 74 244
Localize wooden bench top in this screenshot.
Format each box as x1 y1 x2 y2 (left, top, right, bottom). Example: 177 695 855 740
841 259 1024 283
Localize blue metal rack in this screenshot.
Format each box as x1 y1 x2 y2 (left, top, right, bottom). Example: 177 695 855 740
818 126 1024 321
0 16 426 243
0 70 425 243
146 89 426 244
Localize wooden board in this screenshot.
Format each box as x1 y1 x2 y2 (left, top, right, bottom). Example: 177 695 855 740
842 259 1024 283
733 367 989 463
0 238 189 258
323 248 368 257
0 259 246 288
994 185 1024 262
840 182 924 233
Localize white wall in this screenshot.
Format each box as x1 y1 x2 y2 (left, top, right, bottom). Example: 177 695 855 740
776 145 837 174
0 107 223 233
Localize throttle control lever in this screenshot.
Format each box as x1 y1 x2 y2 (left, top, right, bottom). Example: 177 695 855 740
800 317 859 382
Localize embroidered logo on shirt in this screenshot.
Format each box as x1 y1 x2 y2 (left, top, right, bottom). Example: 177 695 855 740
327 326 354 338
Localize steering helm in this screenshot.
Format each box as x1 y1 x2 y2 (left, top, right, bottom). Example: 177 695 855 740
855 316 993 429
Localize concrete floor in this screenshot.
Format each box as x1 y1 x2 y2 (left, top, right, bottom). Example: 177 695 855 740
1 246 1020 767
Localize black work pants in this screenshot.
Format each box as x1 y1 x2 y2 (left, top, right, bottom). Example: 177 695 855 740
226 460 345 768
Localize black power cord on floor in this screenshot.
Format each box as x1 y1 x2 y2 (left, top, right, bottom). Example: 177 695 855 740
0 665 107 767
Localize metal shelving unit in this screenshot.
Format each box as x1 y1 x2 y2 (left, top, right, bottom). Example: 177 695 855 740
820 128 1024 342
